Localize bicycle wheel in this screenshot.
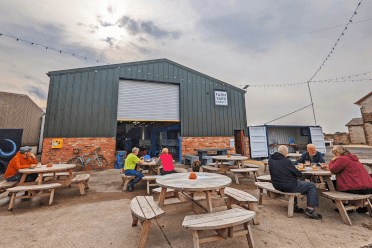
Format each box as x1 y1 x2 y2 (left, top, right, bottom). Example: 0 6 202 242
92 156 108 171
67 157 83 172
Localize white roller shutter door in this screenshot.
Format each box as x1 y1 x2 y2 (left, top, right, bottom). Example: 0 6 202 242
117 80 180 121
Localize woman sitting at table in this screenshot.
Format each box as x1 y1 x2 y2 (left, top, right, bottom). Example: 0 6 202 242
5 146 38 182
325 145 372 213
156 148 175 175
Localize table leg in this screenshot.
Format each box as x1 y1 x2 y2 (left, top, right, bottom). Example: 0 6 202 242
205 190 213 213
68 169 73 180
325 176 336 191
158 187 167 207
219 188 225 197
215 160 219 168
19 174 27 185
157 165 160 175
38 173 43 185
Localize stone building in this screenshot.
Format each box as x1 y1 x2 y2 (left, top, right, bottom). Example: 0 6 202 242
350 91 372 145
345 118 366 144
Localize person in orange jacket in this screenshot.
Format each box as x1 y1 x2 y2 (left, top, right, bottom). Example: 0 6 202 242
5 146 38 182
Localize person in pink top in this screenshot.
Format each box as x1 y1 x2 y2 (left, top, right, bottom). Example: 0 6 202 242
325 145 372 213
156 148 175 175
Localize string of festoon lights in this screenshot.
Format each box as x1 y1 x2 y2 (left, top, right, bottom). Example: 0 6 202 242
0 33 111 65
234 71 372 88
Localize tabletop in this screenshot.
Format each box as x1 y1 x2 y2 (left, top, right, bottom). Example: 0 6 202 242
194 148 230 152
300 168 333 176
212 155 248 161
142 161 157 166
156 172 231 191
287 153 302 158
19 164 76 174
359 159 372 165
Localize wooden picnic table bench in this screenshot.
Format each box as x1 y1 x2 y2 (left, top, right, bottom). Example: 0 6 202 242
222 187 259 225
256 175 272 182
230 168 259 184
0 181 18 194
42 172 76 180
6 183 61 210
201 165 220 173
130 196 165 248
182 208 256 248
71 174 90 195
121 174 135 191
262 159 269 172
255 182 302 217
322 191 372 225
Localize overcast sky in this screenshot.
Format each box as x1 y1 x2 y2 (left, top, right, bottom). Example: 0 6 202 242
1 0 371 133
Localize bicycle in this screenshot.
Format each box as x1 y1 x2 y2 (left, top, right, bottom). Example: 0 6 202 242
67 146 108 171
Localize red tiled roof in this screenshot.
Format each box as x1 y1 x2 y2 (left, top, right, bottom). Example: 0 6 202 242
355 91 372 105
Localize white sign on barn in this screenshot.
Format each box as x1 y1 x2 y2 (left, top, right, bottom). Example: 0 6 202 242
215 90 228 106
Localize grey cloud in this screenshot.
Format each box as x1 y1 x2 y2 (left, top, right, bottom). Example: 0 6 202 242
107 6 114 14
26 85 47 100
117 16 181 39
103 37 116 46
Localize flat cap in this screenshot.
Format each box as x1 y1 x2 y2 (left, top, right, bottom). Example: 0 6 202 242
19 146 32 154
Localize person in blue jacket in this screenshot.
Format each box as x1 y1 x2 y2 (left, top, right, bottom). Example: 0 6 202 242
294 144 325 165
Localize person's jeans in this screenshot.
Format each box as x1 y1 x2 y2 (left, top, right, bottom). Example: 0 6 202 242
124 170 143 187
291 181 319 208
6 173 38 182
160 169 175 175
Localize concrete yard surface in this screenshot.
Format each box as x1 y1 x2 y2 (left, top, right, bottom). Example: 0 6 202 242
0 160 372 247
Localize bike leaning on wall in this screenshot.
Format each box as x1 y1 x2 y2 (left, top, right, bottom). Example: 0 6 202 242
67 147 108 171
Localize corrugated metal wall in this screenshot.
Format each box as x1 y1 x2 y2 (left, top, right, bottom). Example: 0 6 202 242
0 92 45 145
45 59 247 138
44 68 119 138
266 127 309 153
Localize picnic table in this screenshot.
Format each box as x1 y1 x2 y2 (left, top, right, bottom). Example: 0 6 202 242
194 148 229 165
156 172 231 213
18 164 76 186
287 153 302 159
211 155 248 170
359 159 372 166
300 167 335 191
141 160 159 175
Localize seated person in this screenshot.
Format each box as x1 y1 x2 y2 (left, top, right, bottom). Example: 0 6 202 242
123 147 144 192
269 145 322 219
294 144 325 165
156 148 175 175
325 145 372 213
5 146 38 182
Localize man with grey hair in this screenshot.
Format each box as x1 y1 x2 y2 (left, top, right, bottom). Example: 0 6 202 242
294 144 325 165
123 147 144 192
269 145 322 219
5 146 38 182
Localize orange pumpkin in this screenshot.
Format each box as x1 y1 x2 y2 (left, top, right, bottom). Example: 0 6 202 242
47 164 53 167
227 154 232 158
189 172 197 179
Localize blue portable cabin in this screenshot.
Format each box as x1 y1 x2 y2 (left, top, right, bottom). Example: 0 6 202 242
248 125 326 158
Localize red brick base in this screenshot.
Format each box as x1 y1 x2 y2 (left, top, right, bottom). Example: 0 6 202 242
181 136 250 158
41 137 116 170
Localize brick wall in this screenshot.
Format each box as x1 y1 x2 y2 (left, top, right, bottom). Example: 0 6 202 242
181 136 250 159
323 133 350 145
41 137 116 170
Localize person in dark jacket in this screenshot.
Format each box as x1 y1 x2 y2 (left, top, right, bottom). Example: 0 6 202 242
325 145 372 213
294 144 325 165
269 145 322 219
